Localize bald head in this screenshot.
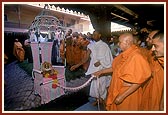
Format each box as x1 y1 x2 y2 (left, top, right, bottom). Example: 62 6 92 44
118 33 134 51
120 33 134 43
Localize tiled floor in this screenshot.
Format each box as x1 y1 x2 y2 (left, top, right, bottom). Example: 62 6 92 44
4 61 91 111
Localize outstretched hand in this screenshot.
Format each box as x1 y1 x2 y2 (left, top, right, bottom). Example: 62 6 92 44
92 71 102 78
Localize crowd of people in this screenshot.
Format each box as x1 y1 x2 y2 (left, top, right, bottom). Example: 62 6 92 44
98 30 164 111
59 27 164 111
4 26 164 111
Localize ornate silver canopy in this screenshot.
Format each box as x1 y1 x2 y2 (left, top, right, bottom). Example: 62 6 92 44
28 5 64 42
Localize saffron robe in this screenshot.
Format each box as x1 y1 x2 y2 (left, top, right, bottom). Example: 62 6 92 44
106 45 151 111
141 56 164 111
59 38 90 70
13 41 25 62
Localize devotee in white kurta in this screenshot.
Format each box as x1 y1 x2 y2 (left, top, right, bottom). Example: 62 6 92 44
86 30 113 103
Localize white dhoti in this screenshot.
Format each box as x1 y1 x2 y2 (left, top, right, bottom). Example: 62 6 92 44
89 75 111 100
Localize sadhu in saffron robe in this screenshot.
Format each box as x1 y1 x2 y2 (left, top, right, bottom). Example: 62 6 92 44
106 45 151 111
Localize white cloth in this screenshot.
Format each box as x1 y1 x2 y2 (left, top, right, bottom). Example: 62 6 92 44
85 42 97 75
39 34 46 42
30 32 37 42
86 40 113 100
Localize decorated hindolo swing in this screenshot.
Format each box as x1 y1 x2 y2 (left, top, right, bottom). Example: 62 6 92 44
29 5 94 104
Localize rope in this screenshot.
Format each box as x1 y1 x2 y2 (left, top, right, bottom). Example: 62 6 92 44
40 75 95 91
40 74 103 110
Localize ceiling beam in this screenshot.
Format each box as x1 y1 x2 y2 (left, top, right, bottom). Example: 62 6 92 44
113 4 139 19
111 12 129 21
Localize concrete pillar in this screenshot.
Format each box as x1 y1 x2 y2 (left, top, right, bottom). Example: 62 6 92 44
88 7 111 43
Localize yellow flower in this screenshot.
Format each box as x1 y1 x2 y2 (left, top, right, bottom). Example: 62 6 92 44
53 79 58 84
53 70 58 75
45 73 50 78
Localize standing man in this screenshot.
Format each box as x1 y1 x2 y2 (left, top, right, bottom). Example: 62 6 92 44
60 32 87 81
70 30 113 107
151 32 164 110
142 31 164 111
87 30 113 106
93 33 151 111
146 30 159 50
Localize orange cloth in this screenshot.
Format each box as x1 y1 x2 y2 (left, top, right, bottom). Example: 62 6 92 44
141 56 164 111
106 45 151 111
13 41 25 62
138 47 151 61
59 40 65 62
59 38 89 70
137 47 152 110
